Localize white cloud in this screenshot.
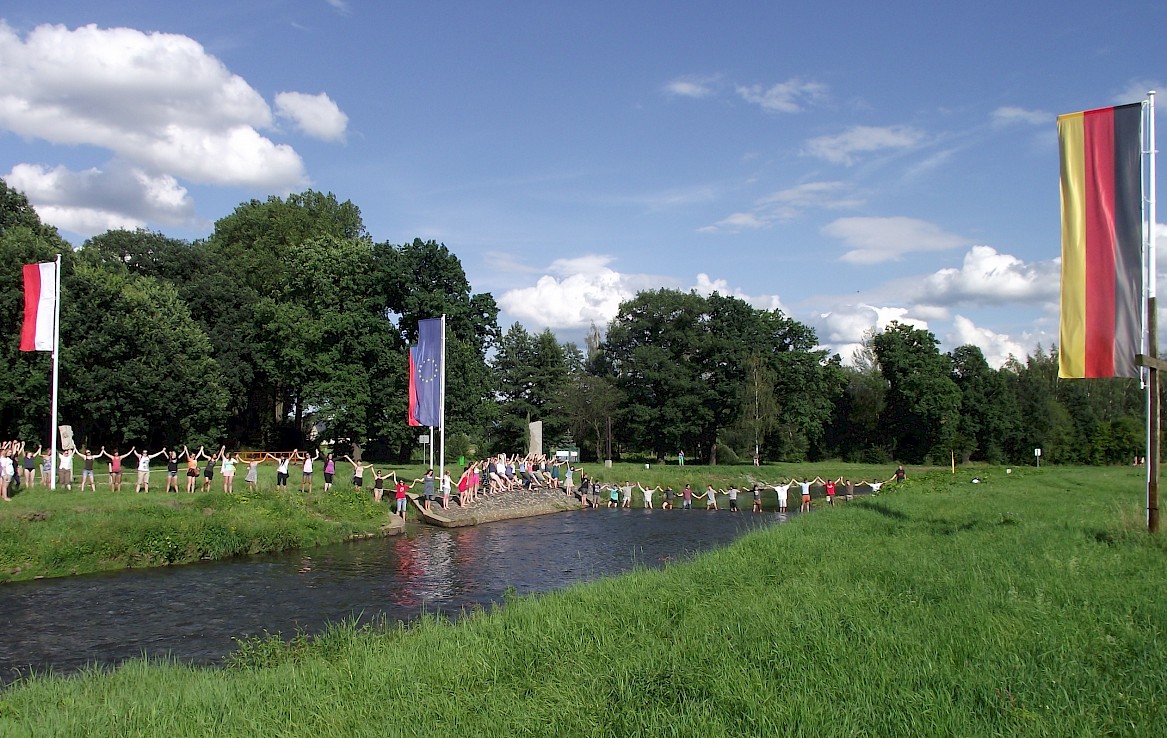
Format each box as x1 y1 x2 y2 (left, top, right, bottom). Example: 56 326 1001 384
690 273 785 312
275 91 348 141
325 0 352 14
4 162 198 236
823 216 967 264
700 181 861 233
736 78 826 113
811 303 930 362
948 315 1027 368
0 21 314 188
1112 80 1164 111
664 74 719 99
991 106 1049 126
498 256 646 329
803 125 925 165
919 245 1059 305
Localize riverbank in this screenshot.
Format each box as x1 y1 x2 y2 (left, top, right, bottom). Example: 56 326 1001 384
0 461 898 582
412 485 581 526
1 466 1163 736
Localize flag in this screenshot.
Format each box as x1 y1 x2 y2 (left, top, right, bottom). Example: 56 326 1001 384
407 347 421 426
21 261 57 352
1058 102 1143 379
412 318 442 426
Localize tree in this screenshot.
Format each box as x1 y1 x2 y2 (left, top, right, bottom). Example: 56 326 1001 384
873 322 961 463
949 344 1020 463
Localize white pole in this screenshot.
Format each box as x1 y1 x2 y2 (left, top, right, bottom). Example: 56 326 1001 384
438 314 447 484
49 254 61 490
1148 90 1159 531
428 426 434 469
1150 91 1157 301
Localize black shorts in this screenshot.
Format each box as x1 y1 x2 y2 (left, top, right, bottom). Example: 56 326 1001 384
353 476 362 487
204 469 214 480
324 472 334 483
277 472 289 485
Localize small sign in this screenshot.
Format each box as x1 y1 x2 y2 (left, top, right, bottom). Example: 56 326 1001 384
419 435 430 444
1034 448 1042 457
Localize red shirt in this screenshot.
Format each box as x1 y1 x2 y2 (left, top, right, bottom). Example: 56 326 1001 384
395 482 409 500
825 481 836 496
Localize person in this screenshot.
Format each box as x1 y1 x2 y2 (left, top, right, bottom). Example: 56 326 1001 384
58 447 76 490
457 467 472 507
563 464 575 498
275 452 292 492
661 486 674 510
40 447 53 488
322 454 336 492
792 476 820 513
861 474 895 494
221 450 237 494
21 445 41 490
772 479 792 514
440 469 452 510
420 469 435 512
372 468 389 502
392 473 411 519
300 449 320 493
703 485 719 511
681 484 693 510
200 446 221 492
78 447 100 492
843 478 855 502
638 482 658 509
344 455 371 490
824 477 839 505
751 485 763 513
133 447 166 493
725 486 741 512
677 451 685 467
607 484 620 508
182 446 202 493
895 465 906 483
621 481 633 509
103 447 134 492
245 453 271 493
164 450 181 493
0 448 14 500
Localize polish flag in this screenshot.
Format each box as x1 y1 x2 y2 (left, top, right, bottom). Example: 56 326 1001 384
21 261 57 352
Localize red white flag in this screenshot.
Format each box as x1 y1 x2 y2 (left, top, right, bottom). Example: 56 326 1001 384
21 261 57 352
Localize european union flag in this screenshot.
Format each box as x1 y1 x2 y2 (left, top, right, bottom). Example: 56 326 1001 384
413 318 443 426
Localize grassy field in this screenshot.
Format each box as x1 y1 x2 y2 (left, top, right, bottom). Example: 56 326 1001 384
0 464 1163 736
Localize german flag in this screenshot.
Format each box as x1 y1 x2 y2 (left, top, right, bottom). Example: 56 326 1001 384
1058 102 1143 379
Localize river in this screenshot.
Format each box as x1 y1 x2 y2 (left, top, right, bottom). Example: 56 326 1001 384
0 508 791 683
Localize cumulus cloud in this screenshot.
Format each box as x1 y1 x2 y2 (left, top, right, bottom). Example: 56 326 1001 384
497 256 649 329
275 91 348 141
664 74 720 99
803 125 925 165
700 181 861 233
690 273 785 312
823 216 968 264
991 106 1049 126
918 245 1059 305
0 22 320 188
948 315 1027 368
4 162 198 236
736 78 826 113
811 303 930 363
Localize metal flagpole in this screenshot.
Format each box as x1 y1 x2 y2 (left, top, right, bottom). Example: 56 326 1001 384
1143 91 1152 530
428 426 434 470
49 254 61 491
438 314 447 485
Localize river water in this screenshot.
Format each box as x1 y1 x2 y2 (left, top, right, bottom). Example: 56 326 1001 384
0 508 790 683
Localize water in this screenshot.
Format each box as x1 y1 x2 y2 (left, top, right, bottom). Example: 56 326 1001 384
0 508 788 683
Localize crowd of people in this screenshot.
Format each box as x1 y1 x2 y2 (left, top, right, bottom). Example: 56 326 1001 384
0 439 907 520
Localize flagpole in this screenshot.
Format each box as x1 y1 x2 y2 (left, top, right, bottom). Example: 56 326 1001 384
1147 90 1160 533
438 314 447 485
49 254 61 491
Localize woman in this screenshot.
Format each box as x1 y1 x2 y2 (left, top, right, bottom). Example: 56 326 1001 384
221 450 237 494
133 447 166 493
344 455 371 490
200 446 221 493
22 444 41 490
103 447 134 492
183 446 202 493
164 450 181 493
300 449 319 493
245 453 271 493
276 452 292 492
0 448 14 500
322 454 336 492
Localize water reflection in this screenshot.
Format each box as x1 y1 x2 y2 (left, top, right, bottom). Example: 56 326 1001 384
0 509 785 682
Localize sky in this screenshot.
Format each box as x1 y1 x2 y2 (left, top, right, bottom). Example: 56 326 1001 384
1 1 1165 367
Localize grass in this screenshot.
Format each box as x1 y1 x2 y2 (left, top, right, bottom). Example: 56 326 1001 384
0 464 1163 736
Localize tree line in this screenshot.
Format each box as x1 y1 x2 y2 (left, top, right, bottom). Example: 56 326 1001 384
0 182 1146 465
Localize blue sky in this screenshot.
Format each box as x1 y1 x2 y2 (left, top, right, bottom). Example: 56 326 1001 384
1 1 1164 366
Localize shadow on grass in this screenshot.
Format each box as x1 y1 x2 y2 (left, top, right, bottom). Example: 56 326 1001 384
858 500 909 521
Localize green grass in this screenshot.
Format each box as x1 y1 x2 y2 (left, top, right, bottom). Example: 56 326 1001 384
0 464 1163 736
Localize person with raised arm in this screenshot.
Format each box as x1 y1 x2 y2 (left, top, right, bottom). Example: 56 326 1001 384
860 472 897 495
638 482 660 509
771 478 793 514
300 449 320 493
703 485 719 511
133 447 166 494
163 449 181 493
344 454 372 491
199 445 221 493
0 447 14 500
419 468 436 512
182 446 202 493
276 452 293 492
244 453 271 493
77 446 101 492
58 446 76 490
751 484 763 513
103 447 134 492
371 467 390 502
21 444 41 490
322 453 336 492
824 476 840 505
221 449 238 494
621 480 634 509
791 476 821 513
392 471 413 519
